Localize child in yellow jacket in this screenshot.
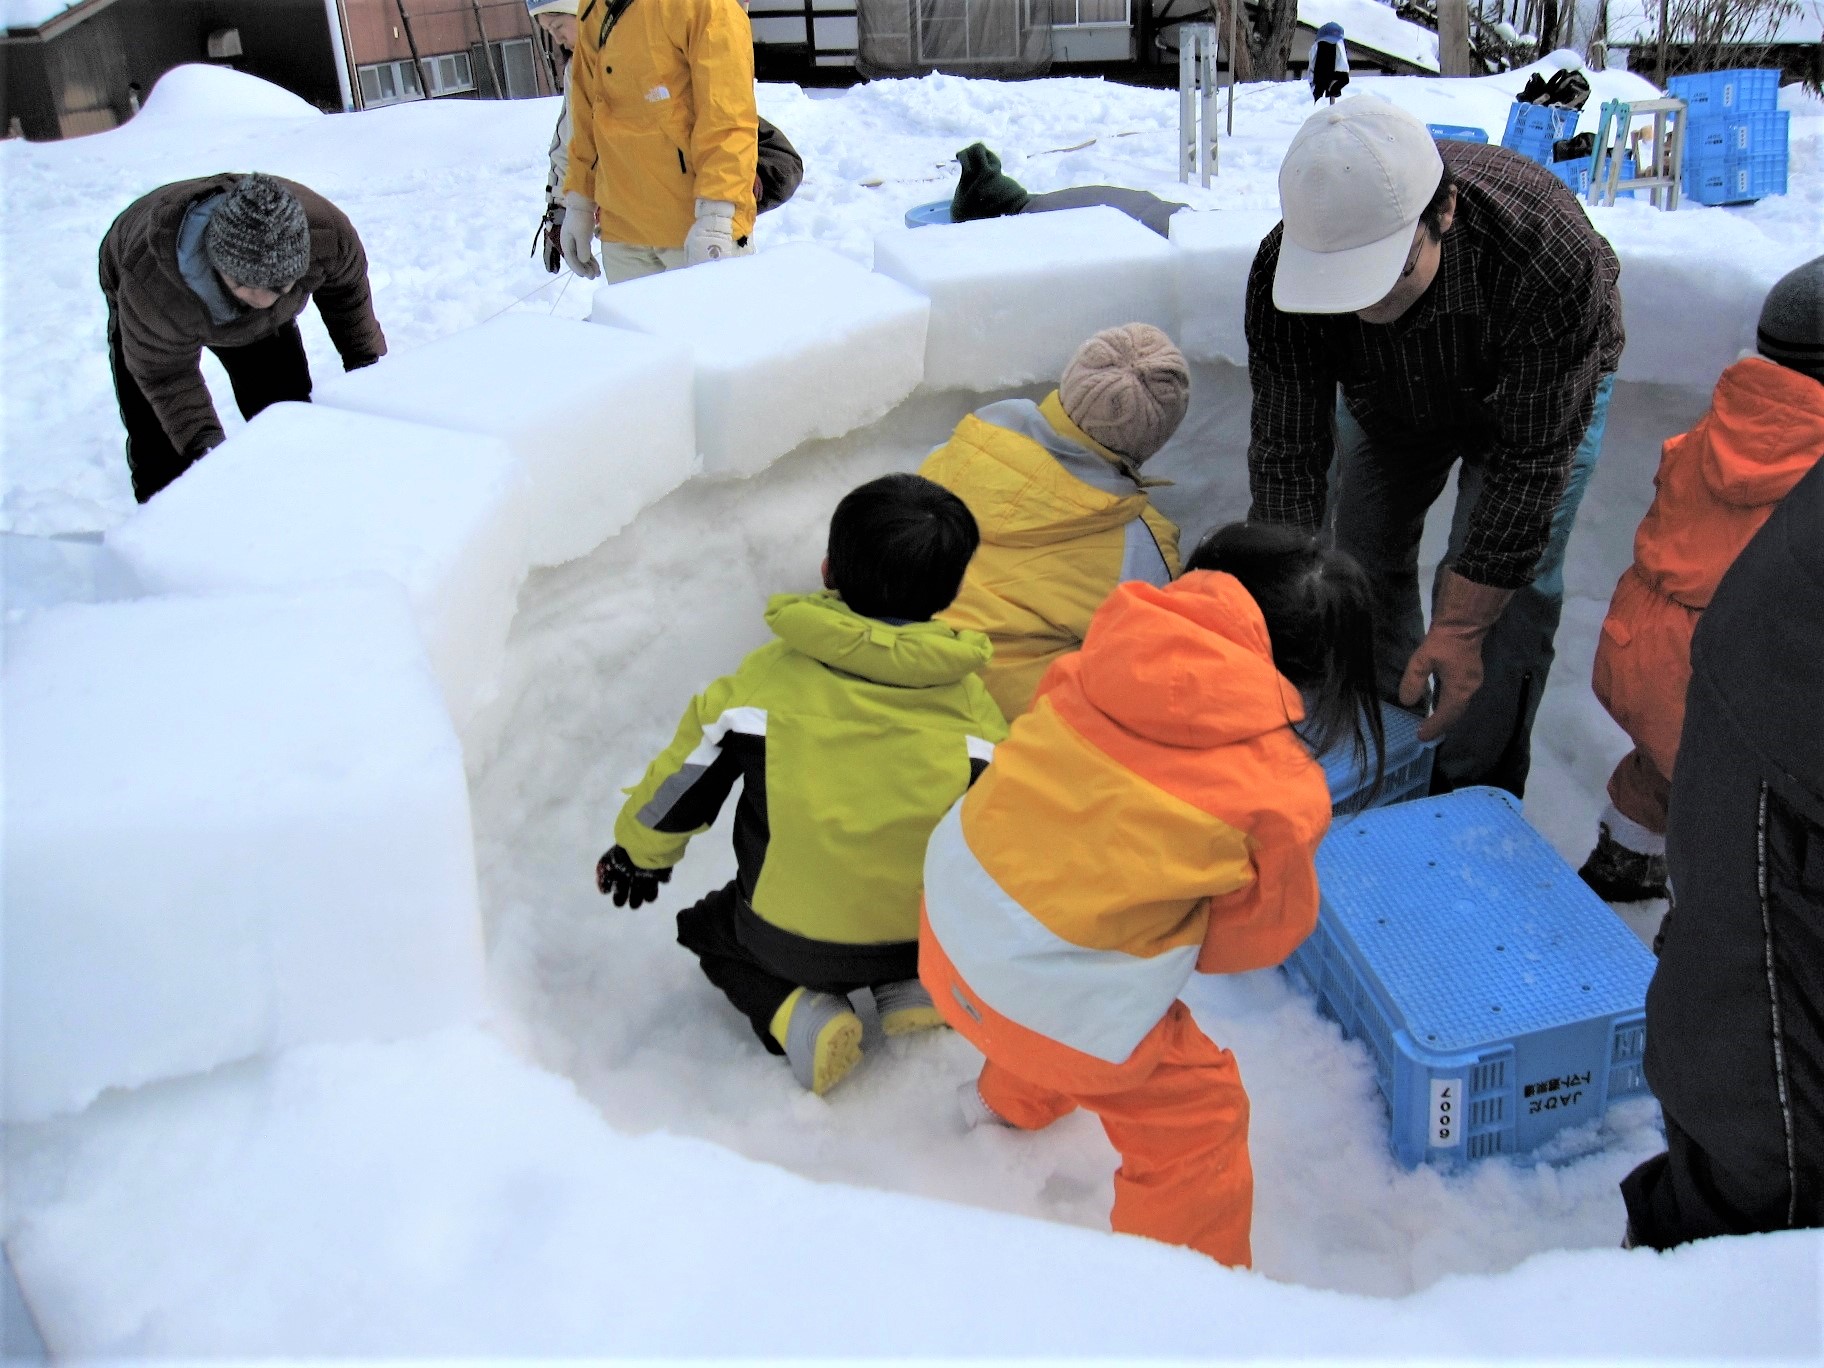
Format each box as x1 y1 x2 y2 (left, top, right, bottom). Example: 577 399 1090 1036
919 323 1187 719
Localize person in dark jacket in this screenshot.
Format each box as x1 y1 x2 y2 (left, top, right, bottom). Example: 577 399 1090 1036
949 142 1186 238
1308 23 1350 103
99 172 386 502
1620 456 1824 1250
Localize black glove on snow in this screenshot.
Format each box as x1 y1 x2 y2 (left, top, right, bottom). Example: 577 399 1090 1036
596 845 671 908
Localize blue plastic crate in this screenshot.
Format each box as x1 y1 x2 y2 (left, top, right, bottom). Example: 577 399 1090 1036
904 199 954 228
1684 108 1789 157
1555 152 1636 201
1501 103 1580 164
1285 788 1658 1168
1308 701 1436 814
1667 68 1779 115
1684 151 1789 204
1427 123 1488 144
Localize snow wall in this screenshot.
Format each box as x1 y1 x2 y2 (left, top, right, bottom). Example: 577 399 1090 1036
7 200 1823 1356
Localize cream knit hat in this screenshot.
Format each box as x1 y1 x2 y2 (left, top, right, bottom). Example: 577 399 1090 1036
1058 323 1191 463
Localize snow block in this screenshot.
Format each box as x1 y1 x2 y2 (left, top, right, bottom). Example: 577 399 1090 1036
2 586 487 1124
315 314 695 567
107 404 528 732
1169 208 1281 367
872 206 1178 392
591 242 930 477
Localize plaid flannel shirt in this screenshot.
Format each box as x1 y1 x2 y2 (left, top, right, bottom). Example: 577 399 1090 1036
1245 141 1624 589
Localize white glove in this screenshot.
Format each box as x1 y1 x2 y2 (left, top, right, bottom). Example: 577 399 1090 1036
683 198 737 267
560 190 599 279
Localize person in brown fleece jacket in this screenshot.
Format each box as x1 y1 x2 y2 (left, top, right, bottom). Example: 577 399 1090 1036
98 172 387 502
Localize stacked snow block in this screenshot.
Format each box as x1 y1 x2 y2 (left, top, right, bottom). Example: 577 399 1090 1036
107 403 529 732
872 206 1178 391
2 585 488 1124
1669 71 1789 205
316 314 695 567
1168 208 1281 367
592 242 930 478
1287 788 1657 1168
1500 102 1580 165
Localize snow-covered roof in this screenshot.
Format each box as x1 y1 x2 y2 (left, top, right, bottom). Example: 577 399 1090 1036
1606 0 1824 45
1299 0 1442 72
4 0 80 30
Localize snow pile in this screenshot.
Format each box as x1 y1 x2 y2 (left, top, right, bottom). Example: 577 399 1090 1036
591 242 930 476
6 1025 1816 1357
874 205 1177 390
105 403 531 731
3 586 486 1124
133 63 323 126
315 315 696 567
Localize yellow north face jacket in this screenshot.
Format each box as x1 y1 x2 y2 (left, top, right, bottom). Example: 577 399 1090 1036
565 0 758 251
919 392 1181 720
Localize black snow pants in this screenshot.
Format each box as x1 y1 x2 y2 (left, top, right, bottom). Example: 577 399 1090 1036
110 313 312 502
1621 460 1824 1250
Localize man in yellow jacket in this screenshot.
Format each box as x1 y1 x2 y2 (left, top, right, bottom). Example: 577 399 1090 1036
919 323 1187 719
559 0 759 284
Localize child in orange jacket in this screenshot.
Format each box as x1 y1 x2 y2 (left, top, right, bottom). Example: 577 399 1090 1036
920 522 1385 1267
1581 255 1824 903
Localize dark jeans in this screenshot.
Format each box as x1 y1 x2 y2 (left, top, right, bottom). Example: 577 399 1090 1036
110 315 312 502
675 882 917 1054
1328 373 1615 796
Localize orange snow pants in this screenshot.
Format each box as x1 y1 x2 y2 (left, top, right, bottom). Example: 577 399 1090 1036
975 1002 1255 1267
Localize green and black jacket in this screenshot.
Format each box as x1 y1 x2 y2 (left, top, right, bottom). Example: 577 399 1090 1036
614 591 1008 983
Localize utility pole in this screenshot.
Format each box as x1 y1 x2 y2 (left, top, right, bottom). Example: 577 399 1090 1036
1439 0 1474 73
393 0 432 99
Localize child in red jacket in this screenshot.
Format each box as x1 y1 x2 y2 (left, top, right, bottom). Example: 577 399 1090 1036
1582 255 1824 903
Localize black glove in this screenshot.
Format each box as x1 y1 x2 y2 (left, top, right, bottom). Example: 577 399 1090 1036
540 200 565 275
595 845 671 908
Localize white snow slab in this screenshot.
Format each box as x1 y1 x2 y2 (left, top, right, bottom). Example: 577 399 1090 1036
2 587 487 1124
591 242 930 476
315 315 694 567
2 532 140 615
1588 202 1819 390
106 404 528 731
872 207 1179 392
7 1026 1820 1357
1170 208 1283 367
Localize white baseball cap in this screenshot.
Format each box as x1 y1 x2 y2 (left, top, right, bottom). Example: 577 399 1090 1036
1273 99 1445 314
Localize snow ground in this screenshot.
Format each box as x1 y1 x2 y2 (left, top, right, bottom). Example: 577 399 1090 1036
4 58 1824 1356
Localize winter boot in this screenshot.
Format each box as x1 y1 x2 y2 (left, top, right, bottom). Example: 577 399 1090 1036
770 988 863 1096
957 1080 1016 1131
1578 823 1669 903
872 978 946 1036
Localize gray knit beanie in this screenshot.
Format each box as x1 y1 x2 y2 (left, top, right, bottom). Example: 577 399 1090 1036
204 174 311 289
1058 323 1191 463
1757 253 1824 382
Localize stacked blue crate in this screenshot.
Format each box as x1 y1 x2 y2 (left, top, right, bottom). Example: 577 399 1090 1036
1669 69 1789 204
1552 152 1635 200
1285 788 1658 1168
1500 102 1580 165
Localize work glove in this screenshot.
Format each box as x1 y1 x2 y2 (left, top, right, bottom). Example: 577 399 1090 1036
1398 569 1515 743
595 845 672 909
560 190 600 279
683 198 737 267
539 198 566 274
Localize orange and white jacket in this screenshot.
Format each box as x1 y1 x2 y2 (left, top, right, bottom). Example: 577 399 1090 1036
1594 355 1824 778
921 572 1333 1089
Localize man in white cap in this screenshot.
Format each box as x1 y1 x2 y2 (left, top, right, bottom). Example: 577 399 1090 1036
1244 98 1622 797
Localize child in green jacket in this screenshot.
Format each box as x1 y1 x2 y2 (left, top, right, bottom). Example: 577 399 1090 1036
597 474 1008 1095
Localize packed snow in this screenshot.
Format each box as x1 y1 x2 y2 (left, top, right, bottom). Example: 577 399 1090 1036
3 54 1823 1357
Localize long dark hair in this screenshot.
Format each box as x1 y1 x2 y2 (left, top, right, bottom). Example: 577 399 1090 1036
1186 522 1385 803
